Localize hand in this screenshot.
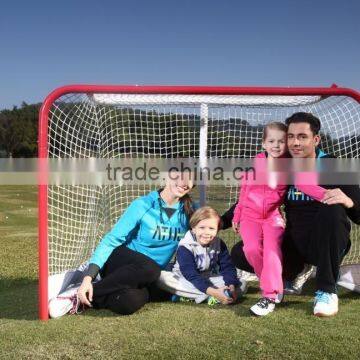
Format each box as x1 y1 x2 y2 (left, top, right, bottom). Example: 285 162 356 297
322 188 354 208
207 286 234 305
232 221 240 233
78 276 93 307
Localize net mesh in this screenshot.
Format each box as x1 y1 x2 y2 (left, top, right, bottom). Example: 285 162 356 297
45 93 360 275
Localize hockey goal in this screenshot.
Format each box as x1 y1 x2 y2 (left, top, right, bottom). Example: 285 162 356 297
39 85 360 320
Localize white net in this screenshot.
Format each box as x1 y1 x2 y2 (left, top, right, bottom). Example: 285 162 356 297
45 92 360 276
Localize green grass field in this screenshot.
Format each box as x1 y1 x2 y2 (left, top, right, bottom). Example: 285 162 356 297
1 186 359 359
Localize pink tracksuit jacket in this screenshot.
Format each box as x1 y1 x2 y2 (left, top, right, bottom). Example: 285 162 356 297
233 152 326 299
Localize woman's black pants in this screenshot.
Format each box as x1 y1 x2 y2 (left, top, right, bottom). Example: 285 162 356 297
92 246 161 315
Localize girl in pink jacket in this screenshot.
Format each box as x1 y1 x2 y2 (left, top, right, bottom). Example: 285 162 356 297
232 122 326 316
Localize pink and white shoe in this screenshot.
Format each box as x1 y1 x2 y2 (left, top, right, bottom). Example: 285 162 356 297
48 287 82 319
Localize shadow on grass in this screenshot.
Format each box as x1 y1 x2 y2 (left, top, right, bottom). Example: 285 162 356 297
0 278 38 321
82 308 119 318
78 289 252 319
337 288 360 300
2 277 356 322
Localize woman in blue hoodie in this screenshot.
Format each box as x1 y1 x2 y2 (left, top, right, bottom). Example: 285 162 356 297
49 171 195 317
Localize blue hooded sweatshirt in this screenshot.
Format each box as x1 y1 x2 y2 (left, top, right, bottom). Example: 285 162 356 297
89 191 190 270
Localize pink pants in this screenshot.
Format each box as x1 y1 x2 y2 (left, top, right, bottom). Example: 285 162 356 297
239 216 284 299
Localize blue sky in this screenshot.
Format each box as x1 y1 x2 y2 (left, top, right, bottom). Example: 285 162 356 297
1 0 359 110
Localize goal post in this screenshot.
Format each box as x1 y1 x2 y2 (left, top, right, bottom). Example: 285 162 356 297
38 85 360 320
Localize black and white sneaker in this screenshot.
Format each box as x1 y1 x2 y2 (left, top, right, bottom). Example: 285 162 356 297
250 297 276 316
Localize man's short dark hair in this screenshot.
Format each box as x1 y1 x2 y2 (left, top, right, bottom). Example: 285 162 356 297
285 112 321 135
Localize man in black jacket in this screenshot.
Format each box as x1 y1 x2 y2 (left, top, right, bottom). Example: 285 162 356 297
223 112 360 317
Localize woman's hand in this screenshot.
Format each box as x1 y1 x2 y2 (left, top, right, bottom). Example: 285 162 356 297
207 286 234 305
78 276 93 306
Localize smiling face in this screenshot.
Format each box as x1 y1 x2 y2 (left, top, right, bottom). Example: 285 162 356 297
262 128 287 158
287 122 320 158
192 217 219 246
167 170 194 198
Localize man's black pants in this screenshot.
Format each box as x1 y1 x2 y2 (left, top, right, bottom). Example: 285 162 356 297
92 246 161 315
231 204 351 293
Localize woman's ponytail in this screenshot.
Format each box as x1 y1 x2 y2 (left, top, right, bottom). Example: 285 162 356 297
181 193 195 219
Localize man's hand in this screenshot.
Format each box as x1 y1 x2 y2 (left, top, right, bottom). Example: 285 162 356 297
322 188 354 208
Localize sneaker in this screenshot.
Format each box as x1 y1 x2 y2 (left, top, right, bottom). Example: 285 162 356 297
275 293 284 304
250 297 276 316
207 296 220 306
171 294 180 302
293 264 315 290
48 287 82 319
283 280 302 295
237 269 258 282
313 291 338 317
284 264 315 295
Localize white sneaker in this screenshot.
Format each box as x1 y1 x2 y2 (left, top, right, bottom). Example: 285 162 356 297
48 286 81 319
313 291 338 317
250 297 276 316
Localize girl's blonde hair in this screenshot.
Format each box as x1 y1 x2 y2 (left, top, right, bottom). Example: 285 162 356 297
262 122 287 141
189 206 222 230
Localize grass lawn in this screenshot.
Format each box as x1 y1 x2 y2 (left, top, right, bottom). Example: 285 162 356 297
0 186 359 359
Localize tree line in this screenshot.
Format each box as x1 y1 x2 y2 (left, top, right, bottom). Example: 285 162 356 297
0 102 358 158
0 102 40 157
